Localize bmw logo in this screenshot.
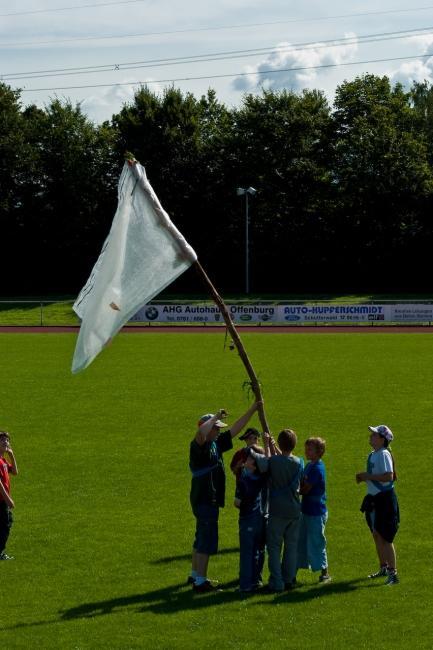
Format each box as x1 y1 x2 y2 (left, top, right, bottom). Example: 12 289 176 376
145 306 159 321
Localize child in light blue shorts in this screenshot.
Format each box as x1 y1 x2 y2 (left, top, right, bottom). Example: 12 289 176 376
296 437 331 583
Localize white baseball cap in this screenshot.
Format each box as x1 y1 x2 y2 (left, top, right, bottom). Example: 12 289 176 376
368 425 393 441
198 414 227 428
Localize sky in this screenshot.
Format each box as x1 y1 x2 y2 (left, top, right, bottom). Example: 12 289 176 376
3 0 433 123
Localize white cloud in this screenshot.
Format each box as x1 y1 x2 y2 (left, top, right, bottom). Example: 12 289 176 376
389 59 433 88
232 33 359 93
81 83 135 123
407 33 433 52
387 34 433 89
80 77 164 122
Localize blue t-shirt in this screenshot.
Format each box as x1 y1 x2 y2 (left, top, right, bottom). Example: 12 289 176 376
235 470 267 519
301 459 327 516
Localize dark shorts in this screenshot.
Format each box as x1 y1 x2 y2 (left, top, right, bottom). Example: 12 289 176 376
0 501 13 554
362 490 400 543
192 503 219 555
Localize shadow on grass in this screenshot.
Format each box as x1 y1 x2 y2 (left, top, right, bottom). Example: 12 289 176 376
257 576 369 605
1 576 382 631
59 579 241 620
58 576 374 620
150 547 238 565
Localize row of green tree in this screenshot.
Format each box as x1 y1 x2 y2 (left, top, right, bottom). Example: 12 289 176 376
2 74 433 295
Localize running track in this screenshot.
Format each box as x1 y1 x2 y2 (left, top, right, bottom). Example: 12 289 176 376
1 325 433 334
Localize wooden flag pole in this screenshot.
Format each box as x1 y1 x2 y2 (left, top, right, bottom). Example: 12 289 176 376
194 260 271 434
127 158 270 433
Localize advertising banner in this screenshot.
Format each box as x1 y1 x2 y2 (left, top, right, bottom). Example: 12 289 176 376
131 303 433 324
277 304 385 323
132 304 277 323
388 304 433 321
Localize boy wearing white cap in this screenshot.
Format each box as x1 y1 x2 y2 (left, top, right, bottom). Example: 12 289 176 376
356 425 399 585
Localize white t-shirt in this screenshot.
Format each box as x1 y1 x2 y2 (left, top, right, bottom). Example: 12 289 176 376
367 448 394 496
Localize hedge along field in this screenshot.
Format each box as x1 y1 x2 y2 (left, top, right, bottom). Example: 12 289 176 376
0 332 431 649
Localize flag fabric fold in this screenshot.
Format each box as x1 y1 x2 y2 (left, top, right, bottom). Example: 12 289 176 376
72 161 197 373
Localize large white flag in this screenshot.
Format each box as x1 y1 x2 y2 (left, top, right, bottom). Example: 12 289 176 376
72 161 197 373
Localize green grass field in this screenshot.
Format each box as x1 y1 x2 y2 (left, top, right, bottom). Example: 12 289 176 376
0 331 431 649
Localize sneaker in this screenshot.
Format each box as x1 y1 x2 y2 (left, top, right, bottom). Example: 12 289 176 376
0 553 14 560
385 572 399 586
190 577 219 588
368 567 389 579
319 574 332 583
193 580 222 593
285 580 301 590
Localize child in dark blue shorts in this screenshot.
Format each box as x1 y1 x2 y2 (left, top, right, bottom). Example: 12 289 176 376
356 424 399 585
234 451 267 593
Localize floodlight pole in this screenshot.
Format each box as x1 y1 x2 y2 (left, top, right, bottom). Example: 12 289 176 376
237 187 257 295
245 192 250 294
195 260 270 434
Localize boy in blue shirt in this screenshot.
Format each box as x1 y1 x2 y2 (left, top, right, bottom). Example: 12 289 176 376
296 437 331 583
234 450 268 593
